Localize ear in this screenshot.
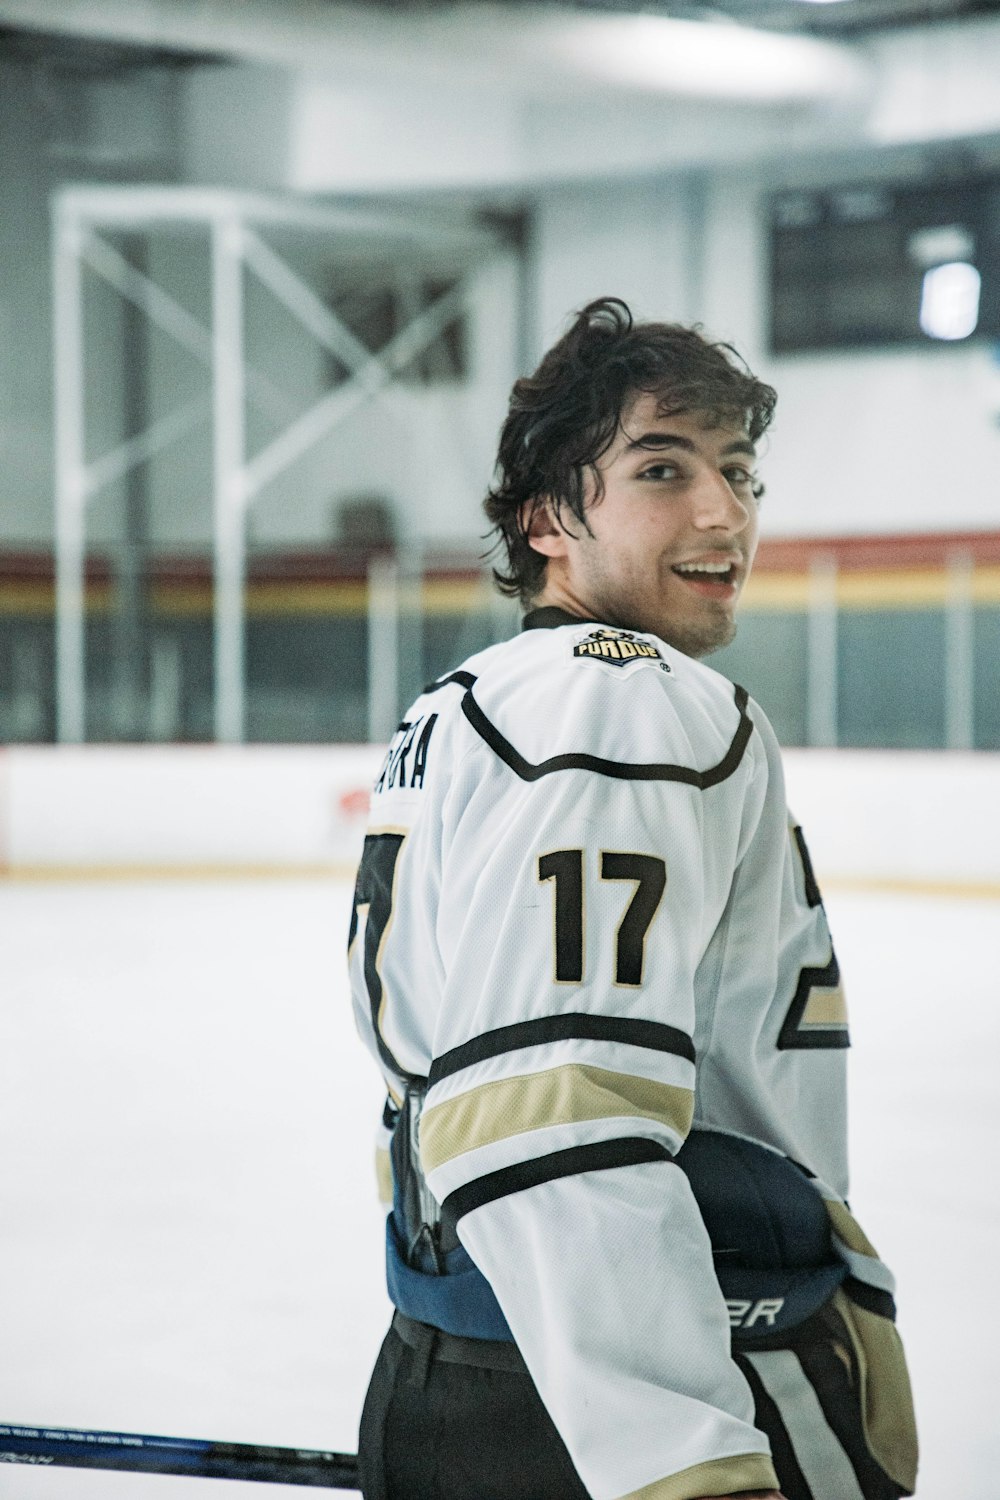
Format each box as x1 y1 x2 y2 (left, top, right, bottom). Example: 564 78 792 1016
519 496 570 560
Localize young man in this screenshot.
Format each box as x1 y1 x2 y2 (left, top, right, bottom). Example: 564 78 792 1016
349 299 917 1500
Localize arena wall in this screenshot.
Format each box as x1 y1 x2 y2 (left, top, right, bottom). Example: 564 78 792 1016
0 745 996 893
0 745 383 879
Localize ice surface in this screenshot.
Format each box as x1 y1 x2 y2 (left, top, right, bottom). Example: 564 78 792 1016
0 876 995 1497
830 887 1000 1500
0 878 389 1498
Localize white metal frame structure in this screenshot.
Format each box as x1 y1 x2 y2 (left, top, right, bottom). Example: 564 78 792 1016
51 185 504 743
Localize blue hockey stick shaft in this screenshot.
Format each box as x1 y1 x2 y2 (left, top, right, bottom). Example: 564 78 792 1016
0 1422 359 1488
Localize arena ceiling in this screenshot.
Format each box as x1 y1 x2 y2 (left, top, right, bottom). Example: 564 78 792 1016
349 0 1000 36
3 0 1000 74
5 0 1000 190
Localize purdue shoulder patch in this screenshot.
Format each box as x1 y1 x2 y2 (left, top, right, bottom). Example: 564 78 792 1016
572 628 670 671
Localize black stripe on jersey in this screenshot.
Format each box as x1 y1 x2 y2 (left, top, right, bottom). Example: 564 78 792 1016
428 1013 695 1087
423 669 478 694
794 1333 893 1498
734 1353 813 1500
350 831 426 1087
843 1276 897 1322
441 1135 673 1226
461 682 753 785
793 824 824 909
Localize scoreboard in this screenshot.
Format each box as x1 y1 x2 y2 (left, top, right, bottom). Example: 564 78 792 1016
769 175 1000 351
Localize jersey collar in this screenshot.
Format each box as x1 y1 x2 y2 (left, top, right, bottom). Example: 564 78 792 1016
522 606 604 632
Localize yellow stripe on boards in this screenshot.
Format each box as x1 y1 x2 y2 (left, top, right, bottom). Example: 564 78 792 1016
148 578 486 619
617 1451 779 1500
823 874 1000 901
837 568 950 609
0 862 361 884
419 1064 693 1174
740 574 812 610
0 582 57 617
0 582 115 617
3 562 1000 618
971 564 1000 602
742 563 1000 612
3 865 998 900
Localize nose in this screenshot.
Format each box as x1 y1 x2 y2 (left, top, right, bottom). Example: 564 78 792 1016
690 467 751 535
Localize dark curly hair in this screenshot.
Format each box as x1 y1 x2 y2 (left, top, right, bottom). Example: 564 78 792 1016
483 297 777 604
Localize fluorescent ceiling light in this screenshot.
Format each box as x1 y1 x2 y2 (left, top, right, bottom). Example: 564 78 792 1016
547 13 865 101
919 261 981 341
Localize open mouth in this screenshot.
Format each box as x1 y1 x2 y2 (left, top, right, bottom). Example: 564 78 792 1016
672 559 739 591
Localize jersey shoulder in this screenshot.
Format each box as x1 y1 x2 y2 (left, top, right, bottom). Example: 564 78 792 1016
454 621 756 781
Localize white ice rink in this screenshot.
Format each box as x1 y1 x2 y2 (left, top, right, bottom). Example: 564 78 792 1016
1 873 997 1498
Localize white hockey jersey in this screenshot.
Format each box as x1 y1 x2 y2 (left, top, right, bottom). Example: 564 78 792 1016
349 608 912 1500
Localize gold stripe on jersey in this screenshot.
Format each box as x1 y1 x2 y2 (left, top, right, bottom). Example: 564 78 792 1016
824 1200 880 1259
419 1064 694 1174
375 1146 393 1207
800 981 849 1028
617 1450 779 1500
833 1289 919 1494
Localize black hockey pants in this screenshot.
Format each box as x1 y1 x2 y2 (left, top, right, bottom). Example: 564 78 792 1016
357 1312 589 1500
358 1304 907 1500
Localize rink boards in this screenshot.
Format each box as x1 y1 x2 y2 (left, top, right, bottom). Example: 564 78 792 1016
1 743 1000 894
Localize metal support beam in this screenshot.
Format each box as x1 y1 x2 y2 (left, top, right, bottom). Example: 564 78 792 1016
242 276 470 503
240 227 415 431
52 210 87 744
807 553 838 748
211 216 248 744
113 232 152 742
83 397 207 501
81 232 215 367
57 184 501 250
241 227 377 374
81 231 291 425
367 556 399 745
49 183 507 746
945 549 975 750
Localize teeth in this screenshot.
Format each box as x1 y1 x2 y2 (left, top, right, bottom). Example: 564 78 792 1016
675 562 733 576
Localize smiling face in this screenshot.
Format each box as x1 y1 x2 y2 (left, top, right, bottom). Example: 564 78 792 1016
525 393 761 659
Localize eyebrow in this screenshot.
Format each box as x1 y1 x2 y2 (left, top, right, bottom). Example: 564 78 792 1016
623 432 757 459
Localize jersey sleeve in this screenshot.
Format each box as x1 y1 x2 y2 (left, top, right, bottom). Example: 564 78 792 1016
418 656 779 1500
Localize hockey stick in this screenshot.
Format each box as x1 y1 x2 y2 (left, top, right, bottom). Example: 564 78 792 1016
0 1422 360 1489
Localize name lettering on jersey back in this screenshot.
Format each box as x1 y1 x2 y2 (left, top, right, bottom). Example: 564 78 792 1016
572 628 670 671
374 713 438 795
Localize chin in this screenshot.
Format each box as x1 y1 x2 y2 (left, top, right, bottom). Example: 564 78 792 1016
660 615 737 661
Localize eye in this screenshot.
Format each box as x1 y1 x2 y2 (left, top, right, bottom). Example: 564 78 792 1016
723 465 763 497
637 461 681 482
